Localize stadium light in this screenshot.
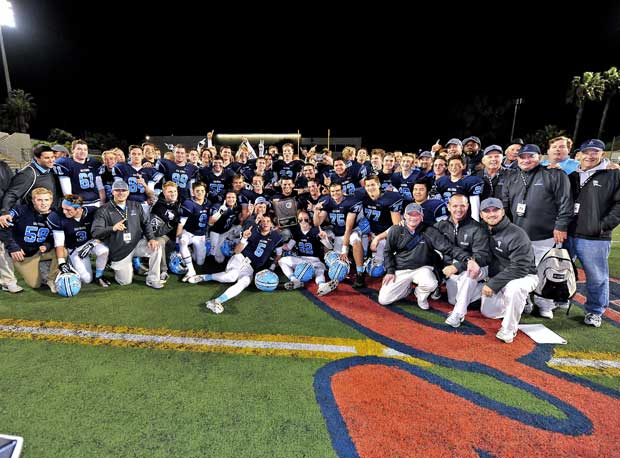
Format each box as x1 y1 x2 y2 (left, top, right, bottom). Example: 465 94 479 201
0 0 16 94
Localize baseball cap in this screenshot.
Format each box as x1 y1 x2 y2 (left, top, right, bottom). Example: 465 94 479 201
111 180 129 191
445 138 462 147
418 151 433 158
518 144 541 155
579 139 605 152
254 196 270 206
483 144 503 155
404 203 424 215
510 138 525 146
480 198 504 212
462 136 481 146
51 144 69 154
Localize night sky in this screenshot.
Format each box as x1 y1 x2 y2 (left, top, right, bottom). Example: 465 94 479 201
3 1 620 151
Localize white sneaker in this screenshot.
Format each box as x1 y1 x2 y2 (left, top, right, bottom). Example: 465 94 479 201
47 281 57 294
2 283 23 293
160 272 169 283
417 297 430 310
496 327 516 343
445 311 465 328
284 279 303 290
205 299 224 314
187 274 206 284
146 279 164 289
584 313 602 328
317 280 338 297
539 308 554 319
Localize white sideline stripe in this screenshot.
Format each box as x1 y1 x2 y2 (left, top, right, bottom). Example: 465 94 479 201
382 348 409 357
0 324 358 354
549 357 620 369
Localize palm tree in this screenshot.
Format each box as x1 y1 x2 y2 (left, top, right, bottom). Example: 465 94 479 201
566 71 604 142
599 67 620 138
0 89 36 133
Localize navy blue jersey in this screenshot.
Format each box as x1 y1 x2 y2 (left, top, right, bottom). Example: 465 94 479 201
272 159 304 181
355 189 403 234
242 227 283 271
210 204 241 233
290 225 324 259
199 167 234 204
156 159 199 199
0 205 52 256
249 169 276 187
376 170 395 191
328 170 360 196
391 169 425 203
421 199 449 226
236 189 255 206
48 205 97 249
344 160 368 184
113 163 164 203
435 175 484 203
244 189 274 205
54 157 102 203
180 199 211 236
97 165 115 202
228 162 254 182
320 196 359 237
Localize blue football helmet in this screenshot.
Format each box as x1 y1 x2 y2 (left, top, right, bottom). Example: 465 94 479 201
255 269 279 291
294 262 315 282
220 240 234 258
169 252 188 275
55 272 82 297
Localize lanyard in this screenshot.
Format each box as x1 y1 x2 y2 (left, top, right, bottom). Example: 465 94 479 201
519 168 538 202
113 204 128 222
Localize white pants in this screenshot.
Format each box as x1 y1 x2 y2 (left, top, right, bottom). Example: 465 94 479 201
69 241 109 284
0 241 18 288
212 253 254 301
446 266 488 315
370 238 386 265
278 255 326 284
110 239 163 285
180 230 207 266
333 232 366 255
378 266 437 306
531 238 555 312
481 274 539 334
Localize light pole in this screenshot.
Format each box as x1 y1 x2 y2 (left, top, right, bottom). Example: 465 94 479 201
0 0 16 94
510 98 523 141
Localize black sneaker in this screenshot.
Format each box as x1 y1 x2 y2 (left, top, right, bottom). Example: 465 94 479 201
352 272 366 289
94 277 110 288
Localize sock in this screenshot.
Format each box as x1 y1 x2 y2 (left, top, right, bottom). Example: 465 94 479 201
202 274 213 282
95 269 104 278
357 266 364 274
216 293 229 303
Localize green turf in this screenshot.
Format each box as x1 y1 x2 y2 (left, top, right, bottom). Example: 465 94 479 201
0 276 363 339
572 373 620 391
426 365 566 419
0 338 337 458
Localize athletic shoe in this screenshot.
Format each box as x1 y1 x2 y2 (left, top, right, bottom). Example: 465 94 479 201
2 283 23 293
539 308 554 319
94 277 110 288
496 327 516 343
146 279 164 289
284 279 304 290
317 280 338 297
182 267 197 283
160 272 169 283
46 280 57 294
187 274 206 284
445 311 465 328
584 313 602 328
523 297 534 315
352 273 366 289
417 297 430 310
431 287 442 300
206 299 224 314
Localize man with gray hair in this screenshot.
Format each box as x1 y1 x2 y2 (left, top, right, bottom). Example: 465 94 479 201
379 202 477 310
501 144 573 319
479 198 538 343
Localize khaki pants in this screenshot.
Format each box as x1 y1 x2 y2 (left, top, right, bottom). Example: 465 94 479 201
0 241 18 287
13 250 59 289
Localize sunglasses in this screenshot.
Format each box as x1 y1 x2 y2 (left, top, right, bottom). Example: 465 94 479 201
298 218 310 222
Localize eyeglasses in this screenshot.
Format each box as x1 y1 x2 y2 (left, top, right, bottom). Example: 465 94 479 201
298 218 310 222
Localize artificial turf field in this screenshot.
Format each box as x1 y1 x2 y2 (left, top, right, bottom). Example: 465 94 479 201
1 262 619 457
